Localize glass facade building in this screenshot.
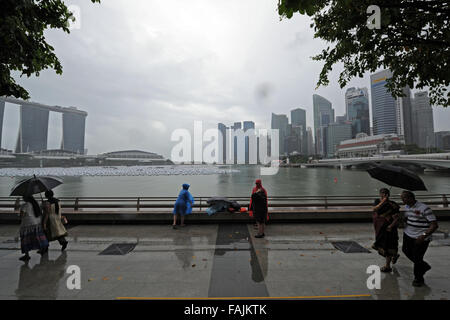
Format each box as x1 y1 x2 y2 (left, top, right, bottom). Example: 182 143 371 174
313 94 334 156
371 70 397 136
0 100 4 149
345 87 370 138
291 108 307 155
62 112 86 154
16 105 49 153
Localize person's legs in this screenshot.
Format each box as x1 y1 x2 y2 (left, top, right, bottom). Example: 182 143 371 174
255 219 265 238
412 241 430 282
172 214 177 227
402 233 415 263
180 215 185 226
58 236 68 251
383 256 392 271
19 250 30 261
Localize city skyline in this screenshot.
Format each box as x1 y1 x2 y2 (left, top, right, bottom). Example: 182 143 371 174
1 0 449 158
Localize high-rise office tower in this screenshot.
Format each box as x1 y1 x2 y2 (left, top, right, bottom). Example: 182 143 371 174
61 111 86 154
371 69 413 144
396 86 414 145
371 70 397 136
412 91 435 148
345 87 370 138
218 123 227 164
243 121 255 164
0 99 4 149
306 127 314 156
15 105 49 153
231 122 242 164
271 113 289 155
291 108 307 154
313 94 334 156
326 122 352 157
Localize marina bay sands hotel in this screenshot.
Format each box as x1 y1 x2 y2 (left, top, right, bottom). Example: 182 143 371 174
0 97 87 154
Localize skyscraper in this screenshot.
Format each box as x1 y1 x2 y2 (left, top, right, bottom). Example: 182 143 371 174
345 87 370 138
291 108 307 154
412 91 435 148
396 86 414 145
306 127 314 156
271 113 289 155
61 111 87 154
218 123 227 164
326 122 352 157
0 99 4 149
16 105 49 153
231 122 242 164
371 70 397 136
243 121 255 164
313 94 334 156
370 69 414 144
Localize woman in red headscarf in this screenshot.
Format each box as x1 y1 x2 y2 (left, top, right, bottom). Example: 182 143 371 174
249 179 269 238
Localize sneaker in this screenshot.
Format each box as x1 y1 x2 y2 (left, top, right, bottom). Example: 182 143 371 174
172 225 177 229
61 242 68 252
412 279 424 287
255 233 265 238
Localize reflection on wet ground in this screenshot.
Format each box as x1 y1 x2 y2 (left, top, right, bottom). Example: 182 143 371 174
0 223 449 300
15 252 67 300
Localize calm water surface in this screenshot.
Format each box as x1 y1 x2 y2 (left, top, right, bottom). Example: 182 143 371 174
1 166 449 198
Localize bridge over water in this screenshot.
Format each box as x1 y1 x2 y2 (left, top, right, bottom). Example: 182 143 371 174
305 153 450 170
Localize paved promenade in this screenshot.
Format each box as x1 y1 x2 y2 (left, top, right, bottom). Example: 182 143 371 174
0 222 449 300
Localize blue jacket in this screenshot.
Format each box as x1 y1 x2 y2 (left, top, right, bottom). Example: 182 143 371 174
173 188 194 215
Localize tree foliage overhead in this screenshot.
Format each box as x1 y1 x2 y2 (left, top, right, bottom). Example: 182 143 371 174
0 0 100 100
278 0 450 107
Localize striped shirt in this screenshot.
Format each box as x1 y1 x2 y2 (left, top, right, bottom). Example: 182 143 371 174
403 201 437 240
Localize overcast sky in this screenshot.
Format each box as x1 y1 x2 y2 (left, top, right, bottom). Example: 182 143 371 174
2 0 449 157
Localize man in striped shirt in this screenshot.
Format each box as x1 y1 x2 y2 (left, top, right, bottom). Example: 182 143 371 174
401 191 439 287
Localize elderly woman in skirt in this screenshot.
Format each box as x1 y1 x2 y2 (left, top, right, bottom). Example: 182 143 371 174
18 195 49 261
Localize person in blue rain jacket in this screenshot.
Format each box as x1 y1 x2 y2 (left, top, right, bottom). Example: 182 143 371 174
172 183 194 229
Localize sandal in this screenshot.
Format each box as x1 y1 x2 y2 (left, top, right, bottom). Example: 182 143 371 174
381 266 392 273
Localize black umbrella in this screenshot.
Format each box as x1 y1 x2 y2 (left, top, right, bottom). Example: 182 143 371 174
10 175 63 197
366 164 427 191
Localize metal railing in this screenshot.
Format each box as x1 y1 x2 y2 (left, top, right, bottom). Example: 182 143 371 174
0 194 448 213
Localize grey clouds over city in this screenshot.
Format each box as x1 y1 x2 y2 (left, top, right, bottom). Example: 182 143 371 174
2 0 450 157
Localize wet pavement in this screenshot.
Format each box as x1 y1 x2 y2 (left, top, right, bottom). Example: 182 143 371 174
0 222 449 300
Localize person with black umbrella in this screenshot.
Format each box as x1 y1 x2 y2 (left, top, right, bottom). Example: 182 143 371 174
18 195 49 261
400 191 439 287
